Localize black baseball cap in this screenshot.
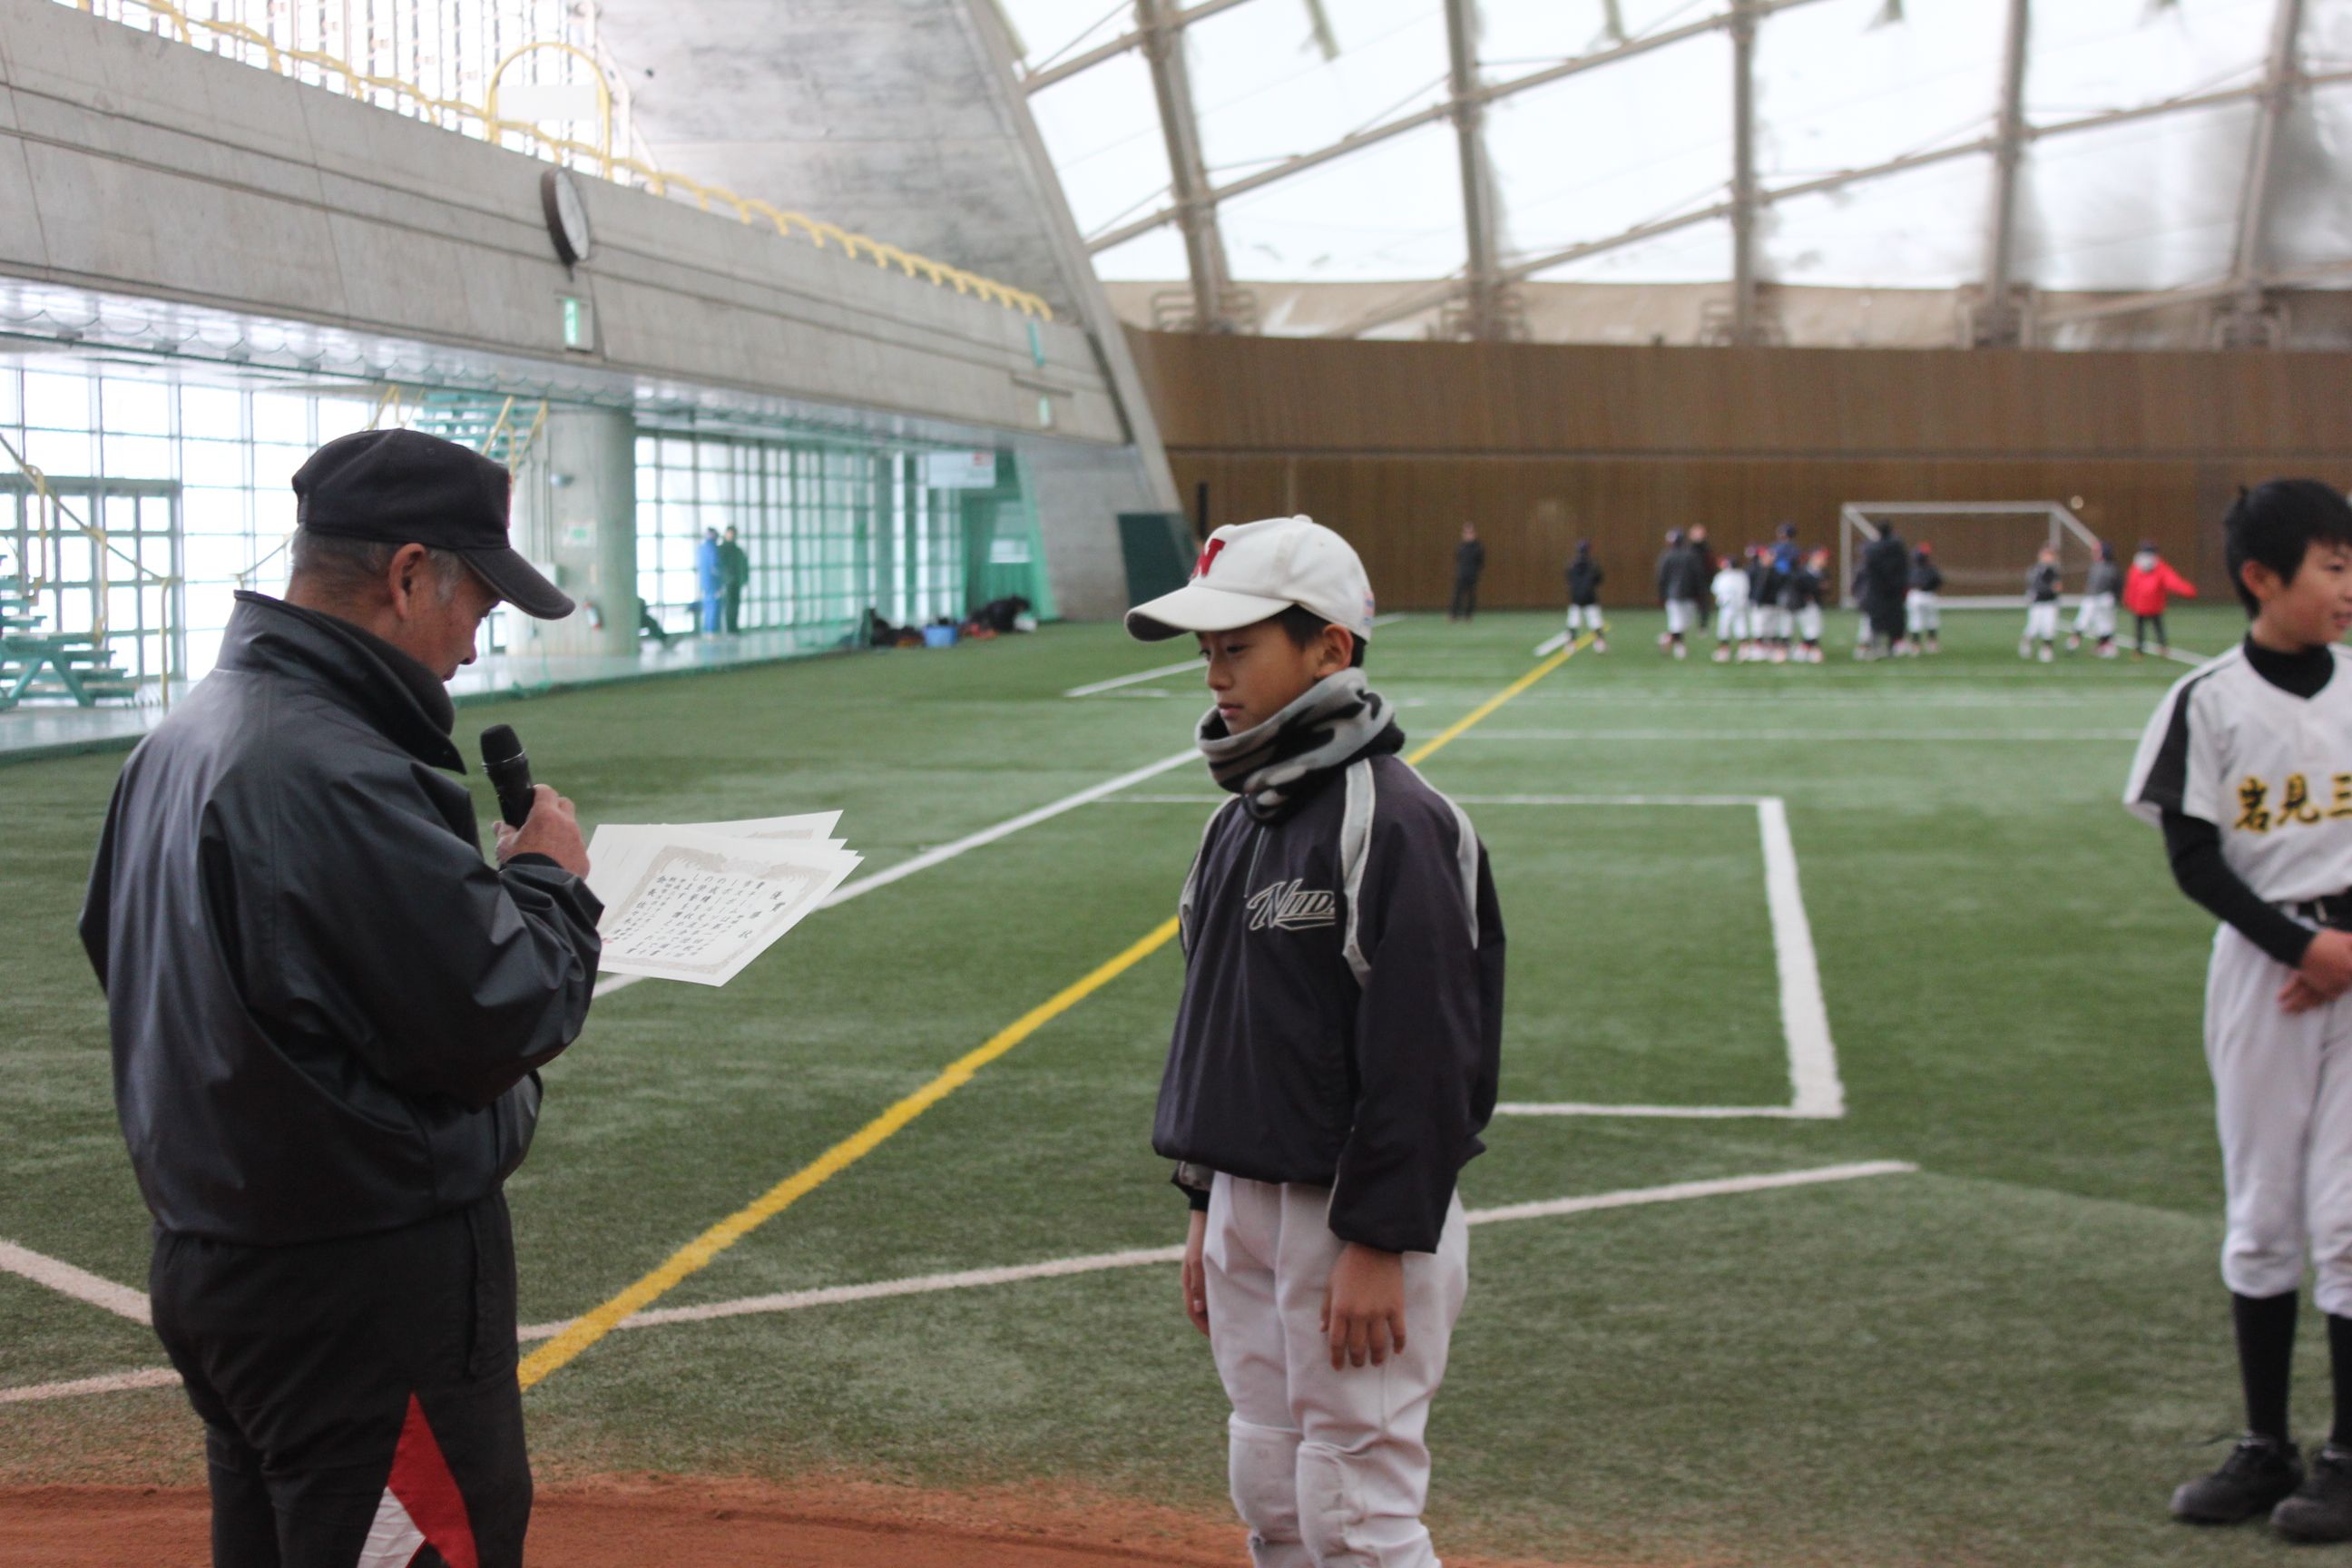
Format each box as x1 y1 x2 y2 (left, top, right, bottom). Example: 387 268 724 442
291 428 573 619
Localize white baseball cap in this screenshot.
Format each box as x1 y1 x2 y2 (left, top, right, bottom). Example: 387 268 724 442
1125 515 1376 643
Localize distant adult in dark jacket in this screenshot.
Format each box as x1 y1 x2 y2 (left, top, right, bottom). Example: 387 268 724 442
718 525 750 634
82 430 602 1568
1450 524 1486 621
1565 541 1607 652
1859 524 1912 656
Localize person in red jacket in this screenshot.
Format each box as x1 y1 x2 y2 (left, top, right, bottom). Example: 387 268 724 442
2125 540 2198 659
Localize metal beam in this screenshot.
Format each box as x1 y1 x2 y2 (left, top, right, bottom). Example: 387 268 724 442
1728 0 1760 344
1976 0 2031 346
2038 257 2352 328
2229 0 2307 313
1020 0 1256 95
1135 0 1236 330
1318 67 2352 338
1443 0 1506 338
1083 0 1838 254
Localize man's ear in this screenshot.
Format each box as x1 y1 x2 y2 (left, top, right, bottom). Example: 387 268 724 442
385 542 433 619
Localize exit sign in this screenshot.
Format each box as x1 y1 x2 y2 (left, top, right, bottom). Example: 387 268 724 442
559 294 595 352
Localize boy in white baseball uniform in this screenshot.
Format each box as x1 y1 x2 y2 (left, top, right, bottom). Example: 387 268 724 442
1710 550 1750 662
2127 481 2352 1542
2023 546 2063 662
1127 515 1504 1568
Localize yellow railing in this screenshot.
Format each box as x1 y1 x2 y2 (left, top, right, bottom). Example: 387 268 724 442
69 0 1056 319
0 428 181 710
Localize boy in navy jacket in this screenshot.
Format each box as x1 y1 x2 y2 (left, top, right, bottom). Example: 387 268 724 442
1127 514 1504 1568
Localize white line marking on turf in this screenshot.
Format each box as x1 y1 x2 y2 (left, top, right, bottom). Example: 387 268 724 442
592 747 1200 998
0 1368 182 1406
1061 614 1407 698
1455 729 2139 742
1759 797 1843 1119
0 1240 150 1325
1061 660 1200 698
508 1161 1917 1342
5 1161 1918 1401
1098 793 1775 808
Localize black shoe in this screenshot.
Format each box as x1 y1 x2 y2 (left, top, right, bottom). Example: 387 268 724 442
2273 1445 2352 1542
2171 1435 2304 1524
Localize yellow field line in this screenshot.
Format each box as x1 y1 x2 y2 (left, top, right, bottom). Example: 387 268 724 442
516 634 1586 1389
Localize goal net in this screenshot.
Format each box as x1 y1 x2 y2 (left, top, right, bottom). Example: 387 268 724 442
1836 502 2103 609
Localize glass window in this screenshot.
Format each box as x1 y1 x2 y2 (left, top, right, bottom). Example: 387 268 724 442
180 385 244 441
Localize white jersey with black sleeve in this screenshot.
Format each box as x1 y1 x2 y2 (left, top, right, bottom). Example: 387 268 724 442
2124 643 2352 902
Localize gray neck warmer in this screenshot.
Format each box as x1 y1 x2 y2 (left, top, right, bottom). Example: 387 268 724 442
1197 668 1398 821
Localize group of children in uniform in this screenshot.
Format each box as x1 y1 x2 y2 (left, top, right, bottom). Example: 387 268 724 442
1554 526 2202 667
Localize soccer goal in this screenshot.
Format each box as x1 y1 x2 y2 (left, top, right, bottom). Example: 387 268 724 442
1836 502 2103 609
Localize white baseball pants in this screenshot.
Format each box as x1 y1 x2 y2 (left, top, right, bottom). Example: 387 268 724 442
1796 605 1823 642
2205 923 2352 1314
1665 598 1699 637
1204 1174 1469 1568
1715 602 1749 642
2074 593 2117 640
2024 603 2060 642
1566 604 1604 632
1906 591 1940 634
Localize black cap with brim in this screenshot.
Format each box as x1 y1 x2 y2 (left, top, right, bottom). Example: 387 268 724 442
293 427 575 621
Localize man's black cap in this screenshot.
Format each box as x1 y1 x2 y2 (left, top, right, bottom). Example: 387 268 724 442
291 428 573 620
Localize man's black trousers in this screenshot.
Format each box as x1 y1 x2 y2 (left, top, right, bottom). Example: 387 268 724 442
149 1194 531 1568
1451 578 1478 619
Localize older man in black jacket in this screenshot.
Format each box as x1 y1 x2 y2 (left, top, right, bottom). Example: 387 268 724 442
81 429 602 1568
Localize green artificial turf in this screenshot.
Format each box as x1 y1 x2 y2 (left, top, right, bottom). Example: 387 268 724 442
2 603 2321 1564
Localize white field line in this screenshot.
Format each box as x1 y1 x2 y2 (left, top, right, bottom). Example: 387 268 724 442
591 747 1200 999
0 1240 149 1325
1455 729 2139 742
1062 614 1408 699
1061 660 1200 698
510 1161 1917 1342
4 1161 1920 1403
0 1368 181 1406
1099 793 1771 808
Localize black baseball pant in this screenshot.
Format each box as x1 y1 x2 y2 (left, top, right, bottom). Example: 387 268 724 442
149 1194 532 1568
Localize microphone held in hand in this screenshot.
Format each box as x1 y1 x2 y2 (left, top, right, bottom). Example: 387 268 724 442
479 724 534 828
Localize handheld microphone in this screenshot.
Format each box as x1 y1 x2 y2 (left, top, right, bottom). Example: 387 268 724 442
480 724 534 828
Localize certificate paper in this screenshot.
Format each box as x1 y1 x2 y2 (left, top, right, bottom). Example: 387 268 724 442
584 819 861 986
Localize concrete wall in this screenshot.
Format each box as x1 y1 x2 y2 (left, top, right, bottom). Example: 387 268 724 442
0 0 1113 442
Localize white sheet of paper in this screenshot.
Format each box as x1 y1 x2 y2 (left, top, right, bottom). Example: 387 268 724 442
584 821 860 987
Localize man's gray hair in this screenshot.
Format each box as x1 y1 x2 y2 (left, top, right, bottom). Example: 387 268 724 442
287 529 466 606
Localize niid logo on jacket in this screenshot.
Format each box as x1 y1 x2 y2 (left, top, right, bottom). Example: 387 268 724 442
1247 878 1337 932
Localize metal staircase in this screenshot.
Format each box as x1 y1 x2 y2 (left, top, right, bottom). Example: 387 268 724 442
1 583 139 710
407 390 547 471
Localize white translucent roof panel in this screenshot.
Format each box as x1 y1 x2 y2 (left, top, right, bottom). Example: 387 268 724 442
2014 98 2259 291
1091 224 1195 285
1218 122 1466 280
1184 0 1452 181
2024 0 2271 121
998 0 1145 74
1478 0 1740 64
1752 0 2005 182
2268 84 2352 276
1485 30 1732 270
1524 217 1733 287
1763 152 1994 288
1025 47 1177 245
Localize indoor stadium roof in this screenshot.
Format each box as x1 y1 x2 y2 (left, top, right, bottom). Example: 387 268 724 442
1000 0 2352 342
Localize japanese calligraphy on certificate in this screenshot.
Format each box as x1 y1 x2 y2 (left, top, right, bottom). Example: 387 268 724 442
583 815 861 986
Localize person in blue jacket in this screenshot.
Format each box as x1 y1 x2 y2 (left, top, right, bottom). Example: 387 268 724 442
695 527 724 634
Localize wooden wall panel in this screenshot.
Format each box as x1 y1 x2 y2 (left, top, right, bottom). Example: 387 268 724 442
1130 329 2352 612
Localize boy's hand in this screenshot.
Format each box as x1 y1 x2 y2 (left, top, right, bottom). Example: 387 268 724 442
1181 1210 1210 1337
1321 1243 1406 1369
2282 930 2352 1014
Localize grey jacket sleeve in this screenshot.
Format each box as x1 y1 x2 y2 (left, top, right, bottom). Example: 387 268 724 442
246 761 603 1112
1328 797 1503 1253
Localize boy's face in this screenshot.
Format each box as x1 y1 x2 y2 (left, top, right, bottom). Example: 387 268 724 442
1197 617 1350 733
2247 538 2352 647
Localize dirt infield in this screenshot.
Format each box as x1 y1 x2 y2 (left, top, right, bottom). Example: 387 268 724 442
0 1472 1591 1566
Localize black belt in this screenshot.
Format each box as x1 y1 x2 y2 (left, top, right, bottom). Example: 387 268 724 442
2288 894 2352 927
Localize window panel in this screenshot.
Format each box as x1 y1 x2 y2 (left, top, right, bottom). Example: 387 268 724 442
1753 0 2006 184
1486 29 1732 267
2014 98 2259 290
2025 0 2272 121
1219 122 1465 281
1028 50 1177 243
179 386 244 441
